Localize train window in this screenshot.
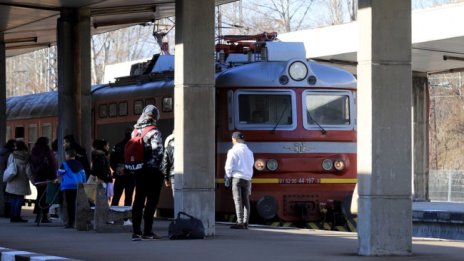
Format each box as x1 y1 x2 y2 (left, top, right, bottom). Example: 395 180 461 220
119 102 128 116
234 90 296 130
134 100 144 115
303 91 353 130
42 124 52 140
145 98 155 107
6 126 11 140
15 127 24 140
99 104 108 118
28 124 38 149
109 103 117 117
162 97 173 112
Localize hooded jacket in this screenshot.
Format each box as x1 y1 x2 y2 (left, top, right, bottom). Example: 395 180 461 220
57 159 86 190
5 150 32 196
133 110 163 170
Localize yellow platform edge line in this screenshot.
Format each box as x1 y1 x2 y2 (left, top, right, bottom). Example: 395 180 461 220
216 178 357 184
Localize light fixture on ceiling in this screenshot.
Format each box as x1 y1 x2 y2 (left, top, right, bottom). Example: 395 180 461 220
5 43 51 50
443 55 464 62
91 4 157 16
93 18 155 28
3 37 38 44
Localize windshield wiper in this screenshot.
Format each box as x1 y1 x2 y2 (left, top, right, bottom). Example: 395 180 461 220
307 112 327 134
271 103 289 133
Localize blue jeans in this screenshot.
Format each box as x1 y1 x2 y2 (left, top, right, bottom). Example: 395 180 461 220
10 194 24 219
232 178 251 224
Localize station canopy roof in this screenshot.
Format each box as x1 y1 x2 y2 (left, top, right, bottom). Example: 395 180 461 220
0 0 235 58
279 3 464 75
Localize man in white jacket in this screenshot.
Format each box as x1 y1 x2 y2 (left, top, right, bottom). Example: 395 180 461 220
224 131 254 229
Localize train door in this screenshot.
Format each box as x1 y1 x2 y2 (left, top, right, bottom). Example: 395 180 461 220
28 124 38 149
6 126 11 140
15 126 24 141
41 123 53 141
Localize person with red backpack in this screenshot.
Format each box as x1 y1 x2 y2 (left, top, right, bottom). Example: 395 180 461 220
126 104 164 241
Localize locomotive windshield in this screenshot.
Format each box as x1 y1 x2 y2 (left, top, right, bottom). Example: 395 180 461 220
303 91 353 129
234 90 296 130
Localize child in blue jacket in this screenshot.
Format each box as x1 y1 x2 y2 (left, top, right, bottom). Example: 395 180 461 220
57 148 87 228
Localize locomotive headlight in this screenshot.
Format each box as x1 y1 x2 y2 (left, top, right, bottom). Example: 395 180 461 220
254 159 266 171
266 159 278 171
334 159 346 171
322 159 333 171
288 61 308 81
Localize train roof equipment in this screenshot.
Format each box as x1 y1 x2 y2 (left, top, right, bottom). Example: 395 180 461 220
215 32 356 88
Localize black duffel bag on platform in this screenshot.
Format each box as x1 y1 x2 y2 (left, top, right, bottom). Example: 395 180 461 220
168 211 205 240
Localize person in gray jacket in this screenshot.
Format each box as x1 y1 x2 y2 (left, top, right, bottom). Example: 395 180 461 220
6 140 32 223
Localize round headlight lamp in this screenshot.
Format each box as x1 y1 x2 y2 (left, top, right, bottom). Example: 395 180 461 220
266 159 278 171
254 159 266 171
288 61 308 81
334 159 346 171
322 159 333 171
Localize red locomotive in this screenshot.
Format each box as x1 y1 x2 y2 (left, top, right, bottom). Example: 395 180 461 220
6 33 357 224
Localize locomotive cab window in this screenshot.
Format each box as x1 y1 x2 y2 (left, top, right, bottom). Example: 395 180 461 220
234 90 296 130
303 91 354 130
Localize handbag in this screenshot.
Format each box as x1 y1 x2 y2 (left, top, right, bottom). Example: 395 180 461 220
84 175 98 202
168 212 205 240
3 157 17 182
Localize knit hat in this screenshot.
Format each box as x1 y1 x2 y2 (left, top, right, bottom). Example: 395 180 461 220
143 104 160 121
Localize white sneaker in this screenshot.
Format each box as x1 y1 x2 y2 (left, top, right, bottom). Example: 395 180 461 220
123 219 132 226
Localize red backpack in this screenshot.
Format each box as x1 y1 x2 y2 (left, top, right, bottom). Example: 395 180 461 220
124 126 156 173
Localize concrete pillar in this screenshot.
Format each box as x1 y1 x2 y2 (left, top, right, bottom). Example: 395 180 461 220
0 36 6 217
412 75 429 201
357 0 412 255
0 36 5 147
57 8 92 161
174 0 216 236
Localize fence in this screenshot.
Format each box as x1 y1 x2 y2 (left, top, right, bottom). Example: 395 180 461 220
429 170 464 202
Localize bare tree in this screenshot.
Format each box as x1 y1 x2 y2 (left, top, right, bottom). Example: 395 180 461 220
347 0 357 21
240 0 316 33
91 25 158 84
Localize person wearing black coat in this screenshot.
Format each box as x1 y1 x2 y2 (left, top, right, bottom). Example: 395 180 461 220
160 133 175 197
110 129 135 208
30 137 58 223
91 139 113 200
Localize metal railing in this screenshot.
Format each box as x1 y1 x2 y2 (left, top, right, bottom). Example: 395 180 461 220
429 170 464 202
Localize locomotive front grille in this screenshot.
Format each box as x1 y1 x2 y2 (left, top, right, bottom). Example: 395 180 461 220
283 194 321 221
